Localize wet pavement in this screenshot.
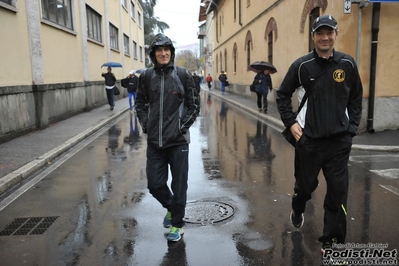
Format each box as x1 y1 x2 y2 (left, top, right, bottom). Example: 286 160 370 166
0 86 398 266
1 85 399 193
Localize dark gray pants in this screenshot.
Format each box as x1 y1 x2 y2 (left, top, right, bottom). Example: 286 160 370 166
146 144 189 228
292 134 352 244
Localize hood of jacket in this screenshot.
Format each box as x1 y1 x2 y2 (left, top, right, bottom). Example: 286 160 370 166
149 33 175 67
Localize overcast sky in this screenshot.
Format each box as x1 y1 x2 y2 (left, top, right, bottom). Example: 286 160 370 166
154 0 201 49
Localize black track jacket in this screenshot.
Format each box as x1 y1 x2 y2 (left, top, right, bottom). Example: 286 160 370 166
276 50 363 139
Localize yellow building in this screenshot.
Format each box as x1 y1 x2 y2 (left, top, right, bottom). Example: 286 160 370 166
0 0 145 143
199 0 399 132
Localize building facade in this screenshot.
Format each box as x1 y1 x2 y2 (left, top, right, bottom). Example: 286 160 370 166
0 0 145 143
199 0 399 133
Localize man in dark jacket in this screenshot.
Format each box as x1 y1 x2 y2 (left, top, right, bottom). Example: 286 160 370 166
101 67 116 110
276 15 363 255
121 70 139 111
218 71 227 95
135 33 199 242
192 73 201 93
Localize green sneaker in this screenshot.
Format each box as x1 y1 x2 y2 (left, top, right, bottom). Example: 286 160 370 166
167 226 184 242
163 211 172 228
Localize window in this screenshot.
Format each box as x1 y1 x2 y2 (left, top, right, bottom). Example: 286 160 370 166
132 41 137 58
216 55 219 73
234 0 236 21
123 34 130 55
219 15 222 37
220 51 223 72
121 0 127 8
139 46 143 61
267 32 273 65
109 23 119 50
215 16 219 43
137 11 142 27
41 0 74 30
130 1 135 19
86 5 102 43
0 0 17 11
0 0 12 5
233 43 237 73
224 49 227 74
246 40 251 68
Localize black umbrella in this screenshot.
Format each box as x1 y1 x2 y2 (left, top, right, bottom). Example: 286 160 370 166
248 61 277 74
101 62 122 68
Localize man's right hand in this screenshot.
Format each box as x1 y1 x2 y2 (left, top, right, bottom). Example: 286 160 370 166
290 123 303 141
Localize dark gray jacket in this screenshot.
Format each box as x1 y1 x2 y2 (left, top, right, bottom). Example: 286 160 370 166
136 64 199 149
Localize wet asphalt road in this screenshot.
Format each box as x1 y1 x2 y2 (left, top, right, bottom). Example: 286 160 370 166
0 91 398 266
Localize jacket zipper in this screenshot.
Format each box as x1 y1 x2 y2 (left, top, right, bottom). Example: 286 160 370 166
159 70 164 147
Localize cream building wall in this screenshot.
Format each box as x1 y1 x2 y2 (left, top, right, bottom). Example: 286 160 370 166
0 1 32 86
202 0 399 132
0 0 145 143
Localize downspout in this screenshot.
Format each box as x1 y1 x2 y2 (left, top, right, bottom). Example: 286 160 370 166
367 3 380 133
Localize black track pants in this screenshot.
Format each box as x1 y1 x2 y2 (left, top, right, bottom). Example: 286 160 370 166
146 144 189 228
292 135 352 244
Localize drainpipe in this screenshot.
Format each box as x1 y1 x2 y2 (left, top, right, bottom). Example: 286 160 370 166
367 3 380 133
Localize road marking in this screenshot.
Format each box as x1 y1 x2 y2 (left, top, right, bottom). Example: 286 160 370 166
370 168 399 180
350 154 399 163
379 184 399 197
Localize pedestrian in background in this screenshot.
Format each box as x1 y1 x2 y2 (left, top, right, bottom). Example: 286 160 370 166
276 15 363 255
206 73 213 89
135 33 200 242
121 70 139 111
101 67 116 110
192 73 201 94
252 68 273 113
218 71 228 95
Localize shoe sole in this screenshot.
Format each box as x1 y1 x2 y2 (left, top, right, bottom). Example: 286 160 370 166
290 211 304 228
167 230 184 242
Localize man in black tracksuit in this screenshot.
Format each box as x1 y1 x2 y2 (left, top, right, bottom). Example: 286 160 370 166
135 33 199 242
276 15 363 254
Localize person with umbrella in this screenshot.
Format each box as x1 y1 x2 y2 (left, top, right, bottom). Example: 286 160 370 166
101 67 117 110
251 67 273 113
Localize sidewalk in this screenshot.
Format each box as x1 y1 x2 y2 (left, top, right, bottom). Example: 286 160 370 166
205 85 399 152
1 88 399 195
0 98 129 194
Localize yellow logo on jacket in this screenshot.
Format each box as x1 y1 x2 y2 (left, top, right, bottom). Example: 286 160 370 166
333 69 345 82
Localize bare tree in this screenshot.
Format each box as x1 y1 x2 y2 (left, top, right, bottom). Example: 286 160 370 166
175 50 200 72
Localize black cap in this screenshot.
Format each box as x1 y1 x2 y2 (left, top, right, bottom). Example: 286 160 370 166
312 15 338 32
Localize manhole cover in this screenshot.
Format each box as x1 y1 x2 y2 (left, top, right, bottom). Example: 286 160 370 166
183 201 234 225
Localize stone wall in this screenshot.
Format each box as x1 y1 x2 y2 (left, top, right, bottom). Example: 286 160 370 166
0 81 125 144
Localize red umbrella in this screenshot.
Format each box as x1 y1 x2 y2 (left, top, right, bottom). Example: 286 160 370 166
248 61 277 74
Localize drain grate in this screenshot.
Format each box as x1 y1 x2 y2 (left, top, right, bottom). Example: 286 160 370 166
0 216 59 236
183 201 234 225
